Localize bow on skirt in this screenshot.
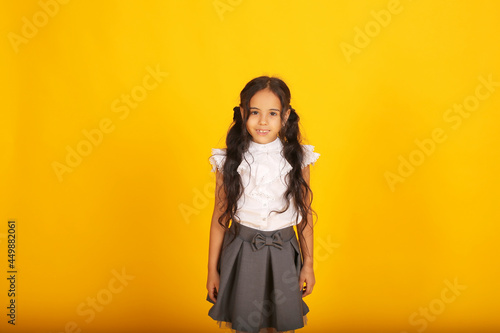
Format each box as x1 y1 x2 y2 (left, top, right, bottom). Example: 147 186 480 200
251 231 283 251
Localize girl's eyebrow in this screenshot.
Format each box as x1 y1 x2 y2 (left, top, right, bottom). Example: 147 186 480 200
249 107 280 112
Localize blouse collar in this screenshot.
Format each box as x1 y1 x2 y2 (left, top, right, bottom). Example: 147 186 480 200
248 136 282 153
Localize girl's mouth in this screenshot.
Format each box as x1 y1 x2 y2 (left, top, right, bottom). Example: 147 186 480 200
256 130 270 135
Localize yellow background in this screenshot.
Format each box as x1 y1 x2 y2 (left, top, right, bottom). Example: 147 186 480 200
2 0 500 332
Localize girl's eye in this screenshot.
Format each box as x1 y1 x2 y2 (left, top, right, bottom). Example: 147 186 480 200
250 111 258 115
270 112 277 116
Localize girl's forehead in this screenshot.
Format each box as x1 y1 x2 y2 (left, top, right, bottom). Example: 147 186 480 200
249 89 281 107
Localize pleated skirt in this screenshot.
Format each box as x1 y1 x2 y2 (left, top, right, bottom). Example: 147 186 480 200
206 222 309 333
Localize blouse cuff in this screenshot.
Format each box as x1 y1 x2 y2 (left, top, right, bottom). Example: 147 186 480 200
209 148 226 173
302 145 320 168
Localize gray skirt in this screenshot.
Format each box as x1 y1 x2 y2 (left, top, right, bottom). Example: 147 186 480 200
206 222 309 333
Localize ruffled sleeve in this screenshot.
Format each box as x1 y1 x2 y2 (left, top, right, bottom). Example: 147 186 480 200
209 148 227 173
301 145 320 168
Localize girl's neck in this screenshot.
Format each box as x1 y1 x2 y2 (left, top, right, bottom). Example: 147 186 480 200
249 136 280 146
248 136 282 152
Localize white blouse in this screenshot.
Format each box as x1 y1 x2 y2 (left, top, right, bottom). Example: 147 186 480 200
209 136 320 231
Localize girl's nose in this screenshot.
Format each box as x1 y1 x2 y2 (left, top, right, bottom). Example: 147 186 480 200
259 115 268 125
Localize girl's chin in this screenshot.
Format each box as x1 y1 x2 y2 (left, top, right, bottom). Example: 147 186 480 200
250 134 278 144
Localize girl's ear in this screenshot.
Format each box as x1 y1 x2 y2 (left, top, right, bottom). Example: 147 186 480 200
283 108 291 124
240 106 244 119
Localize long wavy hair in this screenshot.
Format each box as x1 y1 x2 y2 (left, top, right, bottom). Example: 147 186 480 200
213 76 317 254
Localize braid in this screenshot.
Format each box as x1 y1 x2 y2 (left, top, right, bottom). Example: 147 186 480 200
278 104 317 256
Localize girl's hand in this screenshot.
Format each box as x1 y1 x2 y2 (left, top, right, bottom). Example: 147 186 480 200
207 270 220 303
299 264 315 297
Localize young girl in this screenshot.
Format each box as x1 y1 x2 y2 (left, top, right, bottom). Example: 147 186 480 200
206 76 320 333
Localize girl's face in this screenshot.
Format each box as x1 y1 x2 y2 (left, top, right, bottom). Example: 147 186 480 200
241 88 290 144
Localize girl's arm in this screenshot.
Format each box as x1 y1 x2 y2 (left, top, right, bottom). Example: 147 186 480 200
207 169 226 302
297 165 315 297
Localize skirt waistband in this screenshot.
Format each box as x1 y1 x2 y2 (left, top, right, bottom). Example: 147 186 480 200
229 222 296 243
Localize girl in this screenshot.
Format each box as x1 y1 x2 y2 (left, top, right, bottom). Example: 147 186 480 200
206 76 320 333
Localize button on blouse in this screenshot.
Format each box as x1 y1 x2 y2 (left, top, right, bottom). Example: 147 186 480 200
209 137 320 231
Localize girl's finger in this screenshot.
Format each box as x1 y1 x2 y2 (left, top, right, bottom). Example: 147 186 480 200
209 287 217 303
305 282 313 296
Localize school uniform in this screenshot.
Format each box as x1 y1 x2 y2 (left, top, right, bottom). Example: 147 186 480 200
207 136 320 333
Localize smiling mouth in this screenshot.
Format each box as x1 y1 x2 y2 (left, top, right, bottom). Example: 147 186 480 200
256 129 270 133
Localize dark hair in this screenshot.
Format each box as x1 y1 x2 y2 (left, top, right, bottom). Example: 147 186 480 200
213 75 317 254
